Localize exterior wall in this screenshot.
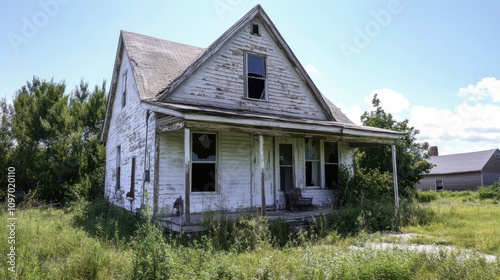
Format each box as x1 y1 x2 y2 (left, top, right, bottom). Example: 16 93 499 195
104 52 156 211
417 172 482 191
165 18 328 121
482 150 500 186
157 130 254 214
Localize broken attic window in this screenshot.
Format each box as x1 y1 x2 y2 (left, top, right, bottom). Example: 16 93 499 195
192 133 216 192
251 23 260 35
246 54 266 100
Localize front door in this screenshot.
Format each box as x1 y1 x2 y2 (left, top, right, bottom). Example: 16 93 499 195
279 144 294 192
253 136 274 207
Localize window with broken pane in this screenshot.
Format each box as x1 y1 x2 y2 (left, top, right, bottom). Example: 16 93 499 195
192 133 216 192
305 139 320 187
324 142 339 189
247 53 266 100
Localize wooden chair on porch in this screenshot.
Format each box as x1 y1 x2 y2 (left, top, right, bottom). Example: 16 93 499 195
286 188 313 211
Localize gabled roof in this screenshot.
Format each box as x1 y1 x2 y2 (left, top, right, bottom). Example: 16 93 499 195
428 149 499 175
121 31 205 100
153 4 346 122
101 5 371 142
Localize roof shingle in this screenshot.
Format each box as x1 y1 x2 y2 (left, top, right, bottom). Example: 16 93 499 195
121 30 205 100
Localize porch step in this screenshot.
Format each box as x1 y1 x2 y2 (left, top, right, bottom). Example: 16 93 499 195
265 205 276 212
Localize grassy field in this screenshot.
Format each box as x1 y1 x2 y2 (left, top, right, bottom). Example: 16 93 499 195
1 193 499 279
407 191 500 255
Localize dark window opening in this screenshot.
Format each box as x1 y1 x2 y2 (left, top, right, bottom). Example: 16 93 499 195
247 54 266 100
436 179 444 191
324 142 339 188
251 23 260 35
192 133 217 192
279 144 293 192
305 139 320 187
192 163 216 192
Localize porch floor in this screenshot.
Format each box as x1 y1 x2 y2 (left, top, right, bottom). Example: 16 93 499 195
156 208 334 233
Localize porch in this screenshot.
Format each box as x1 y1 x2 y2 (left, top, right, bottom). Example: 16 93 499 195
156 207 334 233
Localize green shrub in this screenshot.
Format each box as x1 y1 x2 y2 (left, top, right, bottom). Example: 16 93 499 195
131 208 172 280
478 182 500 200
325 198 435 236
416 190 439 203
268 218 295 248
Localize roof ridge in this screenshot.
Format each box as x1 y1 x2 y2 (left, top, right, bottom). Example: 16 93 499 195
120 30 205 50
431 148 498 157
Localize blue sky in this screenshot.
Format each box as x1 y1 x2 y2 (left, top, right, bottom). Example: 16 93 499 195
2 0 499 155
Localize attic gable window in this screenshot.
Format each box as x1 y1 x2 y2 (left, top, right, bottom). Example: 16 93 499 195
246 53 266 100
251 23 260 35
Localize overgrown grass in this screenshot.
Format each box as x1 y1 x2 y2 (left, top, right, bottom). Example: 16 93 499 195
0 205 133 279
408 191 500 255
1 195 499 279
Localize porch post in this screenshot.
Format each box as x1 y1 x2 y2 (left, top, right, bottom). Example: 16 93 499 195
184 128 191 224
259 134 266 216
391 144 400 209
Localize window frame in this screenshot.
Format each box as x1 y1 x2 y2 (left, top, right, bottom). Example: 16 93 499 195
323 141 339 189
435 179 444 191
305 138 321 188
191 132 218 193
245 52 267 101
251 23 261 36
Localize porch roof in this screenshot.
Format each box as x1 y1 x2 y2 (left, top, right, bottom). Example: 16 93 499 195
142 101 405 145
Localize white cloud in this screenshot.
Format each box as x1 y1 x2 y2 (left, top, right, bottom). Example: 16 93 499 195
364 88 410 114
458 77 500 102
409 102 500 154
304 64 319 74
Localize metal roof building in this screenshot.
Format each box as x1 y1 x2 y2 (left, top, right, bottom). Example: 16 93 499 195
417 149 500 191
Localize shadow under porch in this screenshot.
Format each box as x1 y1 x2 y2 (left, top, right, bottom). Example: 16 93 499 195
156 207 334 233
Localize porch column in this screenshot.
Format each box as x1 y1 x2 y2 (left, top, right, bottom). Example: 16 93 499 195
259 134 266 216
391 144 400 209
184 128 191 224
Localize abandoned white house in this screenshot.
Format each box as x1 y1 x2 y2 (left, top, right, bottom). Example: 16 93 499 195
101 5 404 223
416 149 500 191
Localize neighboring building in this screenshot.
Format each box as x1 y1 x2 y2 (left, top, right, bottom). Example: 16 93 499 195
417 149 500 191
101 5 404 222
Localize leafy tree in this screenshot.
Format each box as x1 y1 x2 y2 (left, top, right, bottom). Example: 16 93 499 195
356 94 433 199
7 76 107 203
0 98 14 199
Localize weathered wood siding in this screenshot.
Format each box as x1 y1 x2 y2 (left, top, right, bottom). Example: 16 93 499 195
302 189 335 207
104 51 156 211
417 172 482 191
482 150 500 186
165 18 328 120
156 131 355 214
157 131 254 214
